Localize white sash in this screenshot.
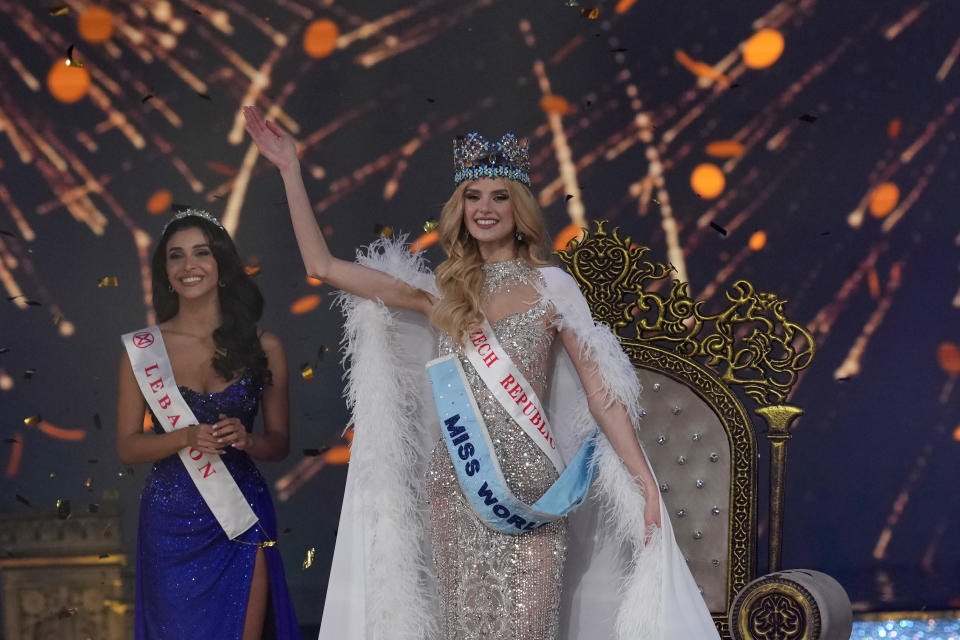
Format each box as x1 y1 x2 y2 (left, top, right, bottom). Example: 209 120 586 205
464 317 566 473
122 326 258 540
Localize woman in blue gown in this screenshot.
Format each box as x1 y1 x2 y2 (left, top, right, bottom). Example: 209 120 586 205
117 210 300 639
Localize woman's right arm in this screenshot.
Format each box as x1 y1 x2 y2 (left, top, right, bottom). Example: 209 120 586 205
116 353 224 464
243 106 434 316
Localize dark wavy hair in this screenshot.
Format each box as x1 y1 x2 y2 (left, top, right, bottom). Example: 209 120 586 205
151 213 271 385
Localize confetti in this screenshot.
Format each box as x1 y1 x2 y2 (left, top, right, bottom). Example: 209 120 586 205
798 113 818 123
565 194 574 202
65 45 84 68
214 346 228 359
85 477 93 488
88 458 98 463
56 498 71 520
24 415 41 428
303 447 331 456
15 493 30 506
49 5 69 15
58 607 78 619
580 7 599 18
4 438 18 444
610 47 628 53
709 221 728 236
24 368 36 379
300 363 314 380
93 413 102 430
282 527 292 534
25 300 42 306
302 547 316 569
0 230 15 237
374 224 393 238
98 553 110 559
426 98 436 103
244 266 261 276
53 315 62 325
0 347 9 355
317 345 329 361
97 276 118 287
141 94 154 103
423 219 439 232
197 92 212 101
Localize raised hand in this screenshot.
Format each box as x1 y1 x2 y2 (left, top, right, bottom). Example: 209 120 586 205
242 106 297 172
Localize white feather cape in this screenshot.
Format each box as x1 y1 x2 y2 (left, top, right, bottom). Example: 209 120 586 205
318 238 719 640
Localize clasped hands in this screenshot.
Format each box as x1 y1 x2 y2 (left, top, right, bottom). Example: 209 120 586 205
184 414 251 455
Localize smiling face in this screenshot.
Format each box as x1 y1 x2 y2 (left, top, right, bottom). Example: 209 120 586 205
462 177 517 259
164 226 220 300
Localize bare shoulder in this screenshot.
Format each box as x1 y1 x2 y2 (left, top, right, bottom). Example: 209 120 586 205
259 330 284 353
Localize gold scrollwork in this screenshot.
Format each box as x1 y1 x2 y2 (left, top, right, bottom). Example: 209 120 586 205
731 579 820 640
556 222 815 407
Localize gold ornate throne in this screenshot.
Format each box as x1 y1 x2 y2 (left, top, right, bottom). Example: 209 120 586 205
557 222 851 640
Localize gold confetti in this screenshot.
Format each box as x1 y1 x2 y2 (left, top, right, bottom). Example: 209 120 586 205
374 224 393 238
423 220 439 232
302 546 316 569
97 276 118 287
56 498 71 520
300 363 314 380
244 266 261 276
580 7 599 18
84 477 93 488
260 540 276 547
214 346 228 359
49 5 69 15
24 415 41 428
65 57 84 69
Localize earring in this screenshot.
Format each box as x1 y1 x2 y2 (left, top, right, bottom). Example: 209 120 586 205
167 283 174 293
515 228 525 242
218 279 226 288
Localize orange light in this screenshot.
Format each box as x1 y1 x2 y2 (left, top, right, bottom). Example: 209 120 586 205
47 59 91 103
540 95 572 116
937 342 960 375
887 118 902 139
306 276 323 286
675 50 731 86
690 163 725 199
615 0 637 13
5 434 22 477
323 445 351 464
705 140 745 158
410 230 439 253
742 29 785 69
78 6 115 43
748 230 767 251
553 223 583 251
303 19 339 58
953 425 960 441
146 189 172 215
37 421 86 441
868 182 899 218
290 294 323 315
867 269 881 299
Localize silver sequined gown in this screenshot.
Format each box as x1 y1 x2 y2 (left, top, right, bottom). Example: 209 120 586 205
426 259 567 640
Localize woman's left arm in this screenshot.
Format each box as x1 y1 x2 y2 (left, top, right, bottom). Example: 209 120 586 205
558 326 662 534
214 331 290 461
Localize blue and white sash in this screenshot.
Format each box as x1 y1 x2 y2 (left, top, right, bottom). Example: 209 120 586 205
122 326 258 540
427 321 598 535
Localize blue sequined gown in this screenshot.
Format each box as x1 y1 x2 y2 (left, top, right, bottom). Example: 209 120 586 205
135 373 299 639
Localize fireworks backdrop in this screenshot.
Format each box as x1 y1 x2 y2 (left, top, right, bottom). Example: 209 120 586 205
1 0 958 625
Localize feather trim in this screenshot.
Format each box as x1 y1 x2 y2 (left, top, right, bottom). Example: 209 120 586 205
334 236 439 640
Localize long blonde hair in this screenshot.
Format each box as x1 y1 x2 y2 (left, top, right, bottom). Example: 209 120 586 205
430 179 551 341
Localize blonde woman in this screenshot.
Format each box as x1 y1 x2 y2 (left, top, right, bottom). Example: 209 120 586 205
243 106 718 640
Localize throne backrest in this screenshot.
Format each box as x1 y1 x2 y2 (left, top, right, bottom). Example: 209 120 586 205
556 222 814 637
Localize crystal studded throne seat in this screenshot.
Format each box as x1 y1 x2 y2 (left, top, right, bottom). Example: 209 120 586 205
556 222 851 640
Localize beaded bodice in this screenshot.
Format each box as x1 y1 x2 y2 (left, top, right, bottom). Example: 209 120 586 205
150 372 262 435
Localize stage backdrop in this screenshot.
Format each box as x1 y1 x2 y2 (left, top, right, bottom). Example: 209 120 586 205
1 0 958 626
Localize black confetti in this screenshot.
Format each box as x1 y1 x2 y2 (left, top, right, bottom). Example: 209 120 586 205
303 447 331 457
426 98 436 103
0 229 15 237
4 438 19 444
88 458 98 464
98 553 110 559
709 221 728 236
26 300 42 306
141 94 154 103
0 347 9 354
820 231 831 236
798 113 818 123
93 413 102 430
197 92 212 101
565 194 575 202
610 47 628 52
56 498 71 520
15 493 30 507
282 527 292 534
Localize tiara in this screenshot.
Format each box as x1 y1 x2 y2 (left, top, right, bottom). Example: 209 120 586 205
162 208 225 235
453 132 530 186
